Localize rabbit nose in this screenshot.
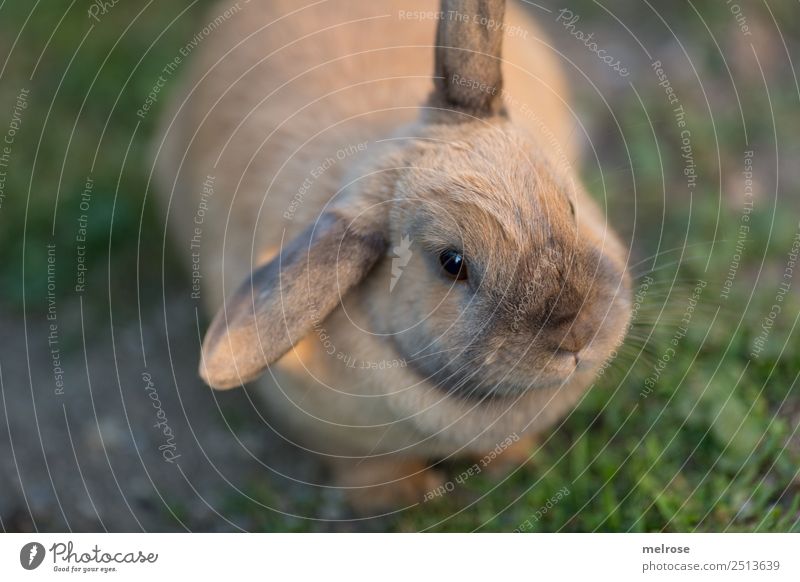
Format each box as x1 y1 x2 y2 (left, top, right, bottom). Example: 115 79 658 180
547 316 591 358
558 328 586 354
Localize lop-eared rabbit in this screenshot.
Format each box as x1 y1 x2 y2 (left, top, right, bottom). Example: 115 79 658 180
155 0 631 511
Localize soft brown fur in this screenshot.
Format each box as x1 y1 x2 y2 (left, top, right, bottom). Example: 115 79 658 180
154 0 631 511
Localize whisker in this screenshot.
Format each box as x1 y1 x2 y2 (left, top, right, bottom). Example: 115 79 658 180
626 240 721 271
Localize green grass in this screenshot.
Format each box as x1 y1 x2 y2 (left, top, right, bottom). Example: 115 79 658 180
2 1 798 531
0 0 215 312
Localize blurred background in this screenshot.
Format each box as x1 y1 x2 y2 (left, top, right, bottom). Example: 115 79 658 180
0 0 798 532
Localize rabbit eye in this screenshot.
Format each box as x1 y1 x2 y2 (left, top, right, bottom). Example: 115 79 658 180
568 199 576 217
439 249 468 280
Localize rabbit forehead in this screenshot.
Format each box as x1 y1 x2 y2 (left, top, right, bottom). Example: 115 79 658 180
395 125 577 254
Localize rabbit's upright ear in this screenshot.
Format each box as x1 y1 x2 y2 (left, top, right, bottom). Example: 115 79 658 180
431 0 506 117
200 211 387 389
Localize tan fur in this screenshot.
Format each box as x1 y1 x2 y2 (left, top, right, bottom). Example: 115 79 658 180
154 0 631 510
430 0 506 115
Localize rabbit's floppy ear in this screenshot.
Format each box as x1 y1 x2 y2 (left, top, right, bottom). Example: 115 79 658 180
199 211 387 389
430 0 507 117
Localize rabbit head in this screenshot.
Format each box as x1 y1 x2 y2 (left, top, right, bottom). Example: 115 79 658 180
200 0 632 397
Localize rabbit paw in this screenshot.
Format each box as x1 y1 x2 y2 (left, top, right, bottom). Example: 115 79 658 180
472 433 538 477
331 457 444 514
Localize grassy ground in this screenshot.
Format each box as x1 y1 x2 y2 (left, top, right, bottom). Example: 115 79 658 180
1 1 798 531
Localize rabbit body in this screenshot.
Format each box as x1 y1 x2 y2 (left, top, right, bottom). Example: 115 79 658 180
156 0 630 506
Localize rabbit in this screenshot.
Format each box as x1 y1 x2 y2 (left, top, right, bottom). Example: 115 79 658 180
154 0 632 512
